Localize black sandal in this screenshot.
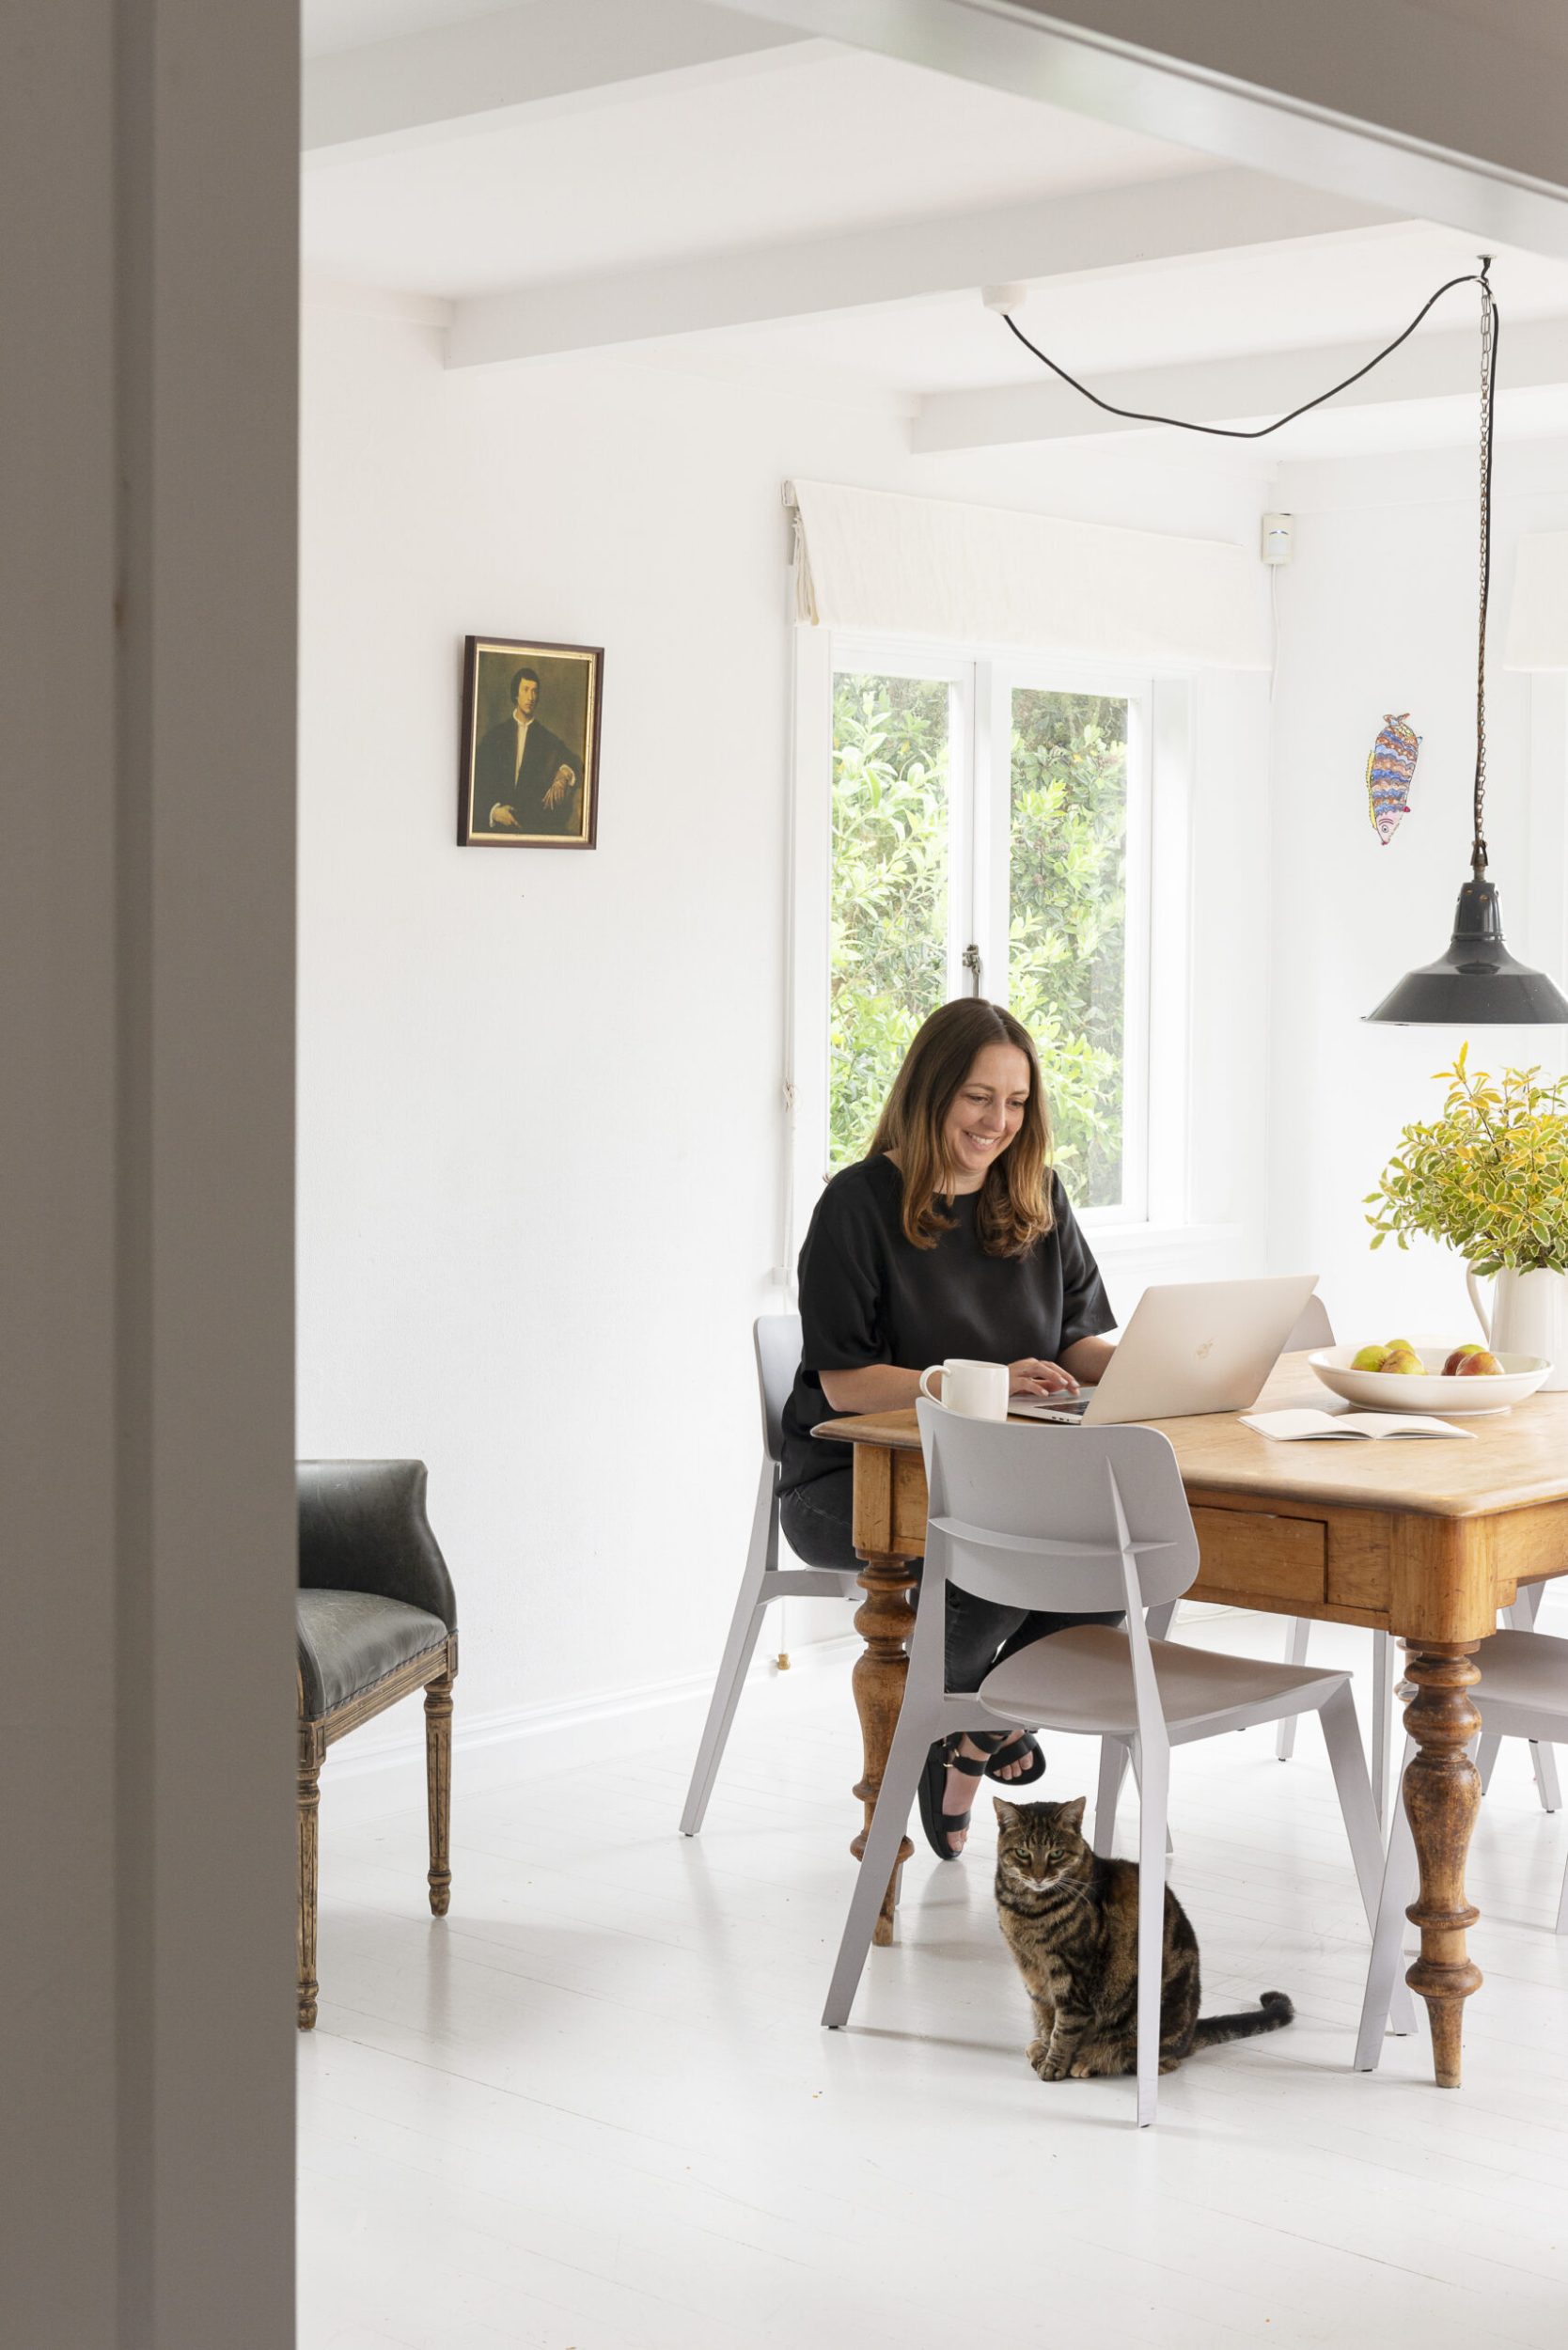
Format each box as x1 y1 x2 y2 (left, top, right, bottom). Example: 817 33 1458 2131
979 1728 1046 1787
917 1736 987 1861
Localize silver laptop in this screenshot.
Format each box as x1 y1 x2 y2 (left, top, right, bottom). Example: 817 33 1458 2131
1011 1274 1320 1426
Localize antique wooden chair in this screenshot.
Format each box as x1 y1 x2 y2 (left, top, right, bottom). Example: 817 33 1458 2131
296 1459 459 2029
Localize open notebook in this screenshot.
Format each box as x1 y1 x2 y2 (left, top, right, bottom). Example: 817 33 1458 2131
1243 1408 1476 1442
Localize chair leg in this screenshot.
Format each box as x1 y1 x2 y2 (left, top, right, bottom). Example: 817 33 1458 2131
1556 1819 1568 1936
1319 1683 1417 2036
1125 1741 1174 1859
425 1671 453 1919
1276 1619 1311 1762
1500 1587 1561 1812
1134 1735 1169 2128
1475 1731 1501 1794
1355 1739 1420 2069
297 1743 321 2030
823 1695 943 2028
681 1467 776 1836
1094 1737 1128 1857
1370 1630 1396 1831
1530 1742 1562 1814
1144 1600 1179 1642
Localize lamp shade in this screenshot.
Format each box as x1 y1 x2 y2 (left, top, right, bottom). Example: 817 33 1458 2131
1365 873 1568 1024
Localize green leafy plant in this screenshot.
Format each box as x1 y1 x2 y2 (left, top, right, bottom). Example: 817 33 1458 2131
1365 1047 1568 1275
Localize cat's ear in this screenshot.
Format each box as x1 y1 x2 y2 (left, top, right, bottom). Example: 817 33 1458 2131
1057 1796 1088 1832
993 1798 1020 1825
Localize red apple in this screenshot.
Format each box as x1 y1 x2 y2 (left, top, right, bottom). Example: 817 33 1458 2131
1442 1344 1485 1377
1453 1350 1503 1377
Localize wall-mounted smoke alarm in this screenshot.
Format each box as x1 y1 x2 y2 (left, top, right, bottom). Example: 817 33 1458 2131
1261 512 1294 565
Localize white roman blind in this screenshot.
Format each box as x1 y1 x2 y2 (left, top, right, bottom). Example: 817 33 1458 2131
787 478 1268 668
1505 532 1568 670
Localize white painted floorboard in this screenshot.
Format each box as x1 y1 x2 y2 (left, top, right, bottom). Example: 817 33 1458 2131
299 1610 1568 2350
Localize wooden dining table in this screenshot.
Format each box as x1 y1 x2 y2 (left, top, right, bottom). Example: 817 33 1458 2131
814 1354 1568 2089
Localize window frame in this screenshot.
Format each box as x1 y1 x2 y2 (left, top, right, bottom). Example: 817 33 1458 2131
787 625 1187 1268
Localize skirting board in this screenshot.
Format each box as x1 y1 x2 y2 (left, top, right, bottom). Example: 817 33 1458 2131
321 1633 862 1805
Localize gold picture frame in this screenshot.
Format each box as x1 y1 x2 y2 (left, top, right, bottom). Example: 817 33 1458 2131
458 635 602 849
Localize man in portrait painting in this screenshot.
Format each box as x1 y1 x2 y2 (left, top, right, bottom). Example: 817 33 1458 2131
474 665 583 838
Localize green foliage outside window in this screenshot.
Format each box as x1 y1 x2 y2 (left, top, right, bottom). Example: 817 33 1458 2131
1008 690 1128 1208
829 675 950 1167
828 672 1129 1208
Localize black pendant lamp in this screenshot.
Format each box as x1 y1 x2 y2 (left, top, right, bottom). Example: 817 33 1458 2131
1366 261 1568 1026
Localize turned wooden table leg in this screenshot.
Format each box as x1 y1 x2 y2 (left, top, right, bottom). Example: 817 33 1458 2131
851 1552 917 1947
424 1670 454 1918
1400 1641 1483 2087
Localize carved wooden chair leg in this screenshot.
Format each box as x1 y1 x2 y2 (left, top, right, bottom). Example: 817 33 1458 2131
425 1669 454 1918
297 1738 323 2029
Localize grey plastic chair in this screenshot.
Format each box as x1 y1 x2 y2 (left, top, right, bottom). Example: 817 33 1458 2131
680 1314 859 1836
1356 1624 1568 2070
823 1402 1395 2126
1271 1296 1560 1825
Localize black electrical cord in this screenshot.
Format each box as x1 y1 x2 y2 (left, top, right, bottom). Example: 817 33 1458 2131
999 262 1496 442
1003 258 1504 869
1472 268 1499 870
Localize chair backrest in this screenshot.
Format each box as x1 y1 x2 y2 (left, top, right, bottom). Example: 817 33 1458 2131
754 1313 803 1466
1285 1292 1334 1351
916 1401 1200 1624
297 1458 458 1631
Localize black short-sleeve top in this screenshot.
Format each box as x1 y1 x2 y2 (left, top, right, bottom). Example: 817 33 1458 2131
780 1152 1117 1493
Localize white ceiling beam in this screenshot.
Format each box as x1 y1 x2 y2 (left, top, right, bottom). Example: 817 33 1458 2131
710 0 1568 259
914 313 1568 452
303 0 829 166
446 165 1394 368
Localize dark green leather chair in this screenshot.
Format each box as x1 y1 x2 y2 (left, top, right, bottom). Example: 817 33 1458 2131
296 1460 459 2029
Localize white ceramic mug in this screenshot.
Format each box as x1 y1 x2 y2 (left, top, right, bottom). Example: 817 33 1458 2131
918 1357 1010 1421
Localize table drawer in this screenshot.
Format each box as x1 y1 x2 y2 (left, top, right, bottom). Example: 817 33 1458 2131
1191 1506 1326 1605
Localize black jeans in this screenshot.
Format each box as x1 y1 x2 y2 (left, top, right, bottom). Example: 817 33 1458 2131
780 1465 1121 1694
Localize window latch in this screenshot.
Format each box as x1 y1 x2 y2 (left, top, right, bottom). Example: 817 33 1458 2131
962 943 982 995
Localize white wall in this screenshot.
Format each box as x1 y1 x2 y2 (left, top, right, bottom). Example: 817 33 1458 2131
1264 437 1568 1340
298 299 1275 1741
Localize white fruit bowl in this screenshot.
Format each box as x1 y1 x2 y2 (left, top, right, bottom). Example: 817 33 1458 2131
1308 1346 1552 1415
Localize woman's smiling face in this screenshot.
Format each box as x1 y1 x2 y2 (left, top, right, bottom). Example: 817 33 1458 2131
941 1042 1032 1192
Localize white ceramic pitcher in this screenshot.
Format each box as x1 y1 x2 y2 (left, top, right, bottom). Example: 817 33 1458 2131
1466 1264 1568 1390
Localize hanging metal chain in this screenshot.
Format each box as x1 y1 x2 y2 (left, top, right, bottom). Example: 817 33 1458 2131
1473 261 1497 874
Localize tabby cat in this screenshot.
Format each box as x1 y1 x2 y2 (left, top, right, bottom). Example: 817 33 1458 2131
994 1796 1294 2080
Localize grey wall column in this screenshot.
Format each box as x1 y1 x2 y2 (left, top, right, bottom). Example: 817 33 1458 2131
1 3 298 2343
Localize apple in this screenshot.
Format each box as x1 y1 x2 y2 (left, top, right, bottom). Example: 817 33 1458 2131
1351 1345 1387 1372
1441 1343 1486 1377
1454 1349 1503 1377
1378 1345 1424 1375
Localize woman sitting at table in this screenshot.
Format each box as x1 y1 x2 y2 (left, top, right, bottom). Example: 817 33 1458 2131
779 996 1119 1860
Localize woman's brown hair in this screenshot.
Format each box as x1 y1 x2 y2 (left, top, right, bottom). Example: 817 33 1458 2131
868 998 1055 1255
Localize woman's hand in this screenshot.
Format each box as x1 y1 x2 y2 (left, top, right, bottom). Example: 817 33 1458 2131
1008 1357 1078 1397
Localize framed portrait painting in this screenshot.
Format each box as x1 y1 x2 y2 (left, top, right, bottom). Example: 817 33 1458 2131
458 635 603 849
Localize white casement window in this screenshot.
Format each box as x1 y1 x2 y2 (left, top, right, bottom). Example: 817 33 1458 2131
787 629 1191 1263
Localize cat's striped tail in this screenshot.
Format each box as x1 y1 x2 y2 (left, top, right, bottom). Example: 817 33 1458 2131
1190 1990 1294 2049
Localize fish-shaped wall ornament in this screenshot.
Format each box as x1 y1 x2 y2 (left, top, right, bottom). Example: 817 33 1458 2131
1366 712 1420 846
